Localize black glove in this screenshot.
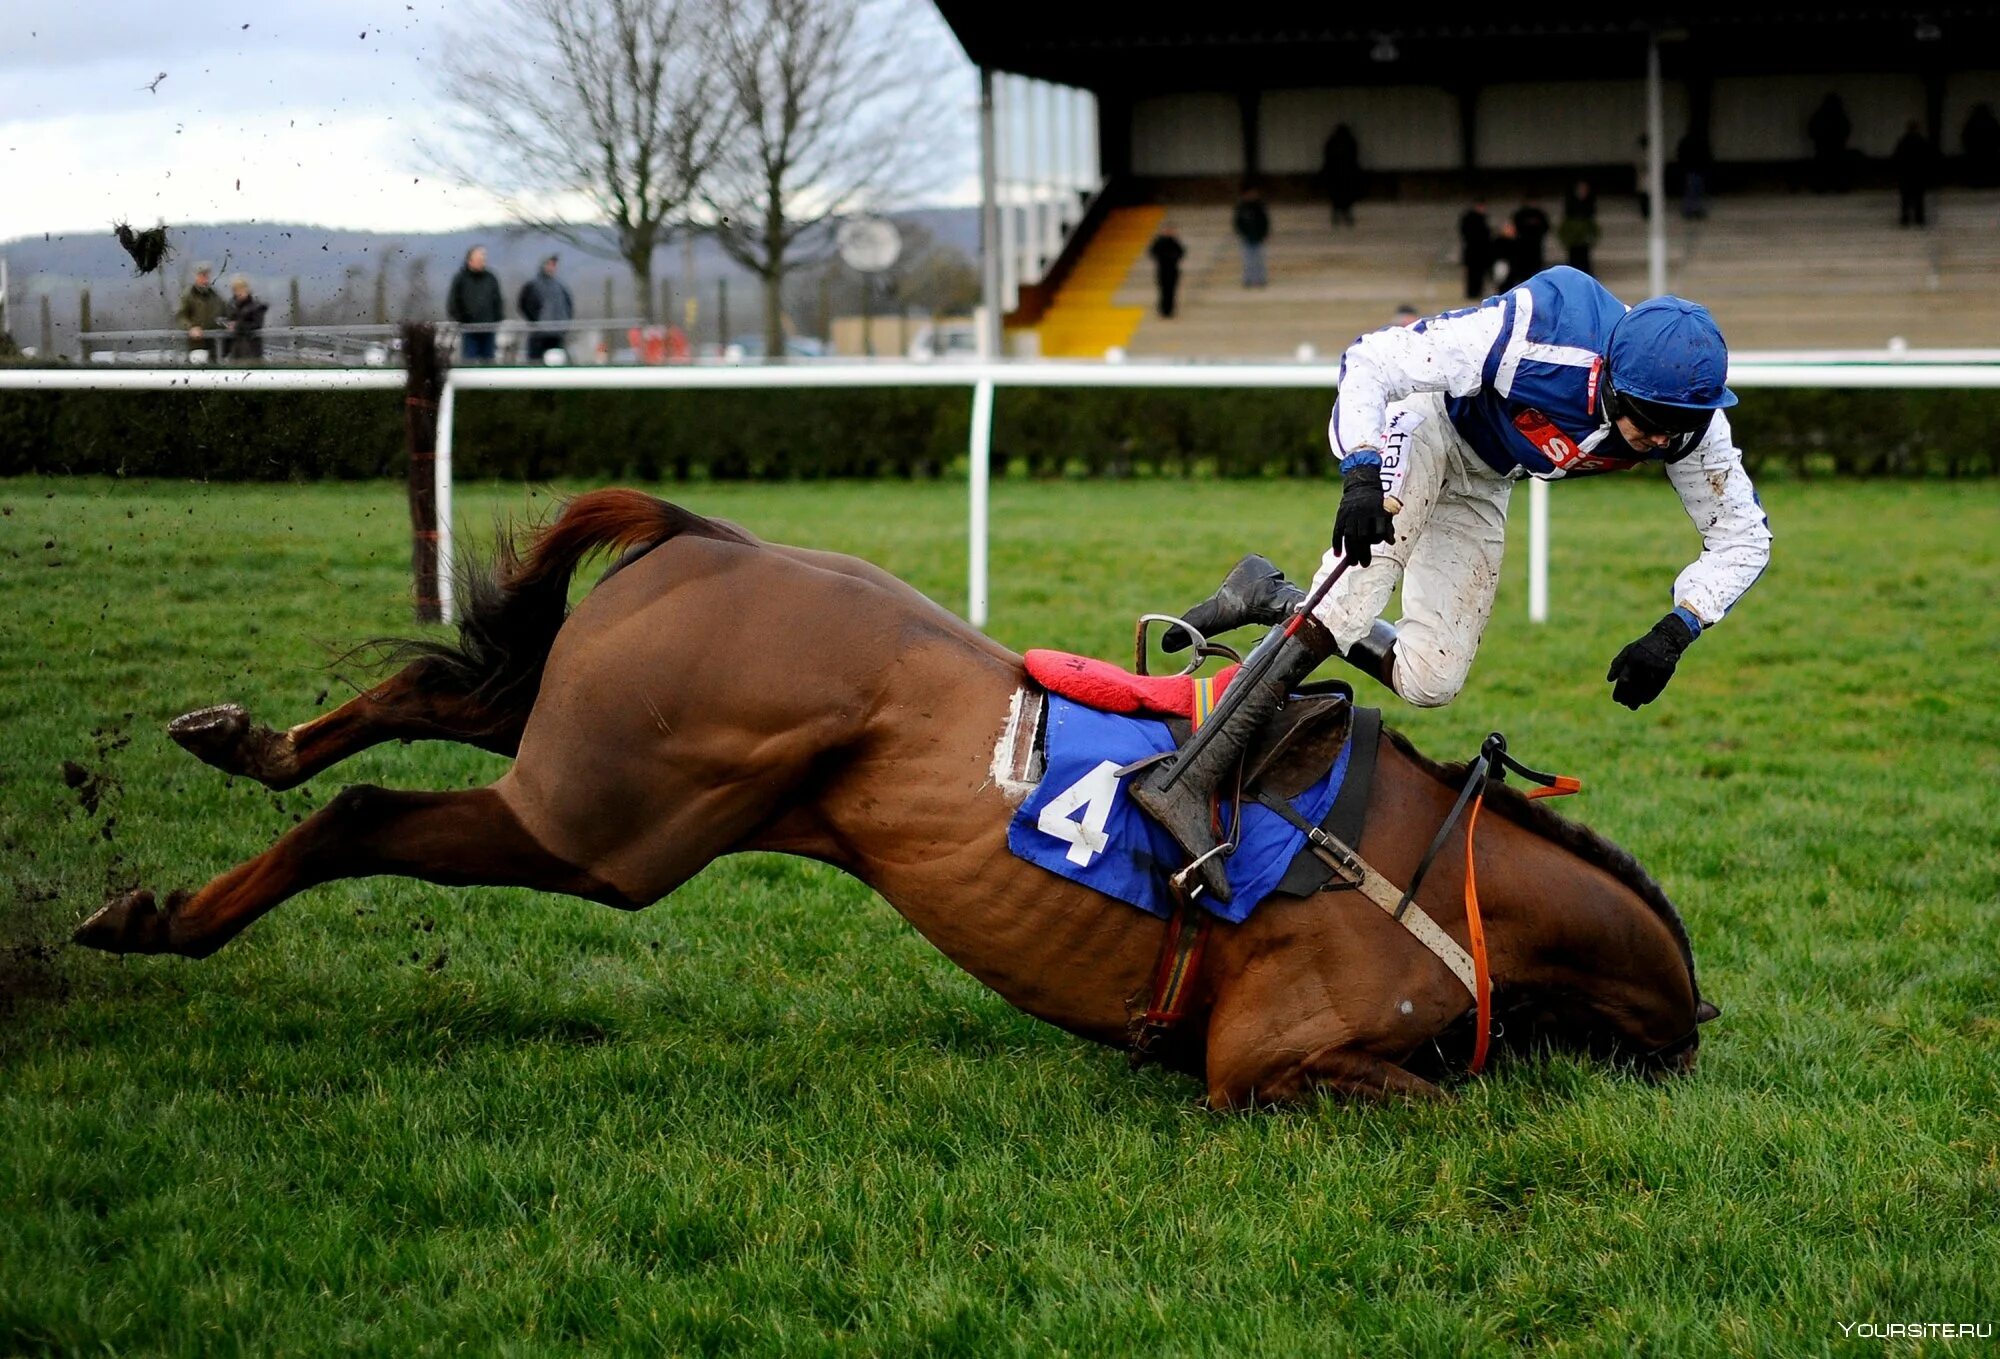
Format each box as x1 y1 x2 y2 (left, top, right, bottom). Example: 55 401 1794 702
1332 460 1396 568
1606 611 1698 709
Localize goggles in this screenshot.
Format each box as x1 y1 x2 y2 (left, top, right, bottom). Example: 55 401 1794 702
1603 385 1716 439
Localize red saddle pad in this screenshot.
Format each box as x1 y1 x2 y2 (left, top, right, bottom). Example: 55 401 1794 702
1023 649 1241 720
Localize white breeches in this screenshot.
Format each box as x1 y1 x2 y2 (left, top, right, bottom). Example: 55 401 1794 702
1309 393 1513 708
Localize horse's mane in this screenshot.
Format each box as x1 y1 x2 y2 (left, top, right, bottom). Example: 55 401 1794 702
1382 725 1701 999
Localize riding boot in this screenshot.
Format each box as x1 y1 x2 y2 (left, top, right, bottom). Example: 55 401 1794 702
1131 616 1336 903
1340 618 1400 692
1162 555 1306 652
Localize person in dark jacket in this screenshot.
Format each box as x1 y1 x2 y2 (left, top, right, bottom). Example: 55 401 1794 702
446 245 504 361
1559 181 1601 276
1676 132 1712 220
1321 125 1362 227
1511 201 1551 278
517 254 575 361
174 263 228 359
1809 93 1852 193
223 275 268 361
1149 226 1186 318
1893 121 1934 227
1232 187 1271 288
1458 201 1492 299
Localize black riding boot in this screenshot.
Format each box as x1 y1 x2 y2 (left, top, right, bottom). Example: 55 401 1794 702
1131 616 1336 903
1162 555 1305 653
1340 618 1399 691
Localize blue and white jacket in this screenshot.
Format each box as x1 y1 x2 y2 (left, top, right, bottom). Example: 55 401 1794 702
1329 267 1772 627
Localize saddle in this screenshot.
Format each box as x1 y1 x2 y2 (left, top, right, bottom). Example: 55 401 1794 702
1023 648 1357 803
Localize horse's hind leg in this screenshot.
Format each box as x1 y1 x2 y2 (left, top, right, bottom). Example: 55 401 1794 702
171 660 522 791
73 784 624 958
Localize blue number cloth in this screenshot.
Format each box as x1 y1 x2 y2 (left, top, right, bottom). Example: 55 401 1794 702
1006 695 1349 924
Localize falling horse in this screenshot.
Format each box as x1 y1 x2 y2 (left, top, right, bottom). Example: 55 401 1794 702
76 490 1713 1108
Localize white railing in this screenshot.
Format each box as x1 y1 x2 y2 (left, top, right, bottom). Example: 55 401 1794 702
4 352 1997 628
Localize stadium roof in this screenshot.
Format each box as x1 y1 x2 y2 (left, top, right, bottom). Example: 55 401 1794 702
932 6 2000 89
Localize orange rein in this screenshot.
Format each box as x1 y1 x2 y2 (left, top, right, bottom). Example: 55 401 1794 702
1462 771 1581 1073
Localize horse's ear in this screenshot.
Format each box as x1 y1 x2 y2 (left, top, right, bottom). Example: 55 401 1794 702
1695 1000 1722 1025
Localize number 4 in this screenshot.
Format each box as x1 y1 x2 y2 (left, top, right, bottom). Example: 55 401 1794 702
1036 759 1124 867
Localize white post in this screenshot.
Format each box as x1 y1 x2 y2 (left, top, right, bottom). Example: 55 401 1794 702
435 379 457 626
1646 35 1668 299
1527 476 1549 623
968 375 994 627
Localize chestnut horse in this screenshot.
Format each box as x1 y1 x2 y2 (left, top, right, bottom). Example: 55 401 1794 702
75 490 1713 1108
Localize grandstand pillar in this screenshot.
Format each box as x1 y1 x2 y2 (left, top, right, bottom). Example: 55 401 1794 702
1455 84 1479 172
1045 82 1066 257
978 67 1003 358
1646 36 1668 298
1098 91 1131 180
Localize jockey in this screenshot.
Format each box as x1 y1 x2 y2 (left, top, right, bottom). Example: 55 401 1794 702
1134 266 1771 901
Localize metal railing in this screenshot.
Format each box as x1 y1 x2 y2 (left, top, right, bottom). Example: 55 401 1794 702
73 319 701 367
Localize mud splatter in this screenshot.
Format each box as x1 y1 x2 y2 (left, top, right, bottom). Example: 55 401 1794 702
112 222 172 275
60 761 104 816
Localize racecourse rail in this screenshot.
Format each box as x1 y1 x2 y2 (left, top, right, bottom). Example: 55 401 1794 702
6 352 1998 628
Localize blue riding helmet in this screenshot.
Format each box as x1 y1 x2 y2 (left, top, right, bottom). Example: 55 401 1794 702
1604 297 1737 436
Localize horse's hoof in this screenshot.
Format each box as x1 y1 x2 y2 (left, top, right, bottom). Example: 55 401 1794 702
169 704 251 766
73 889 170 954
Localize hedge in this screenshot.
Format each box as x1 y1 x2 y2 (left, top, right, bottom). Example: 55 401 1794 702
3 383 1995 481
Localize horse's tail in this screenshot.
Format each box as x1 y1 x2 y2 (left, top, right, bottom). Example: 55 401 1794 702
375 490 750 729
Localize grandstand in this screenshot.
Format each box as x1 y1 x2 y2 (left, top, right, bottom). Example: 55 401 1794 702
934 7 2000 357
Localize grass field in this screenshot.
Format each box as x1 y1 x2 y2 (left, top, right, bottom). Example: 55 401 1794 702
2 473 1996 1356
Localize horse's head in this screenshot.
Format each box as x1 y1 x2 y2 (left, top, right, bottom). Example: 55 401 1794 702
1489 989 1721 1078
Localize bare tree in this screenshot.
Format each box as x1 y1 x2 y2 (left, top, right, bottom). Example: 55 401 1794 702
704 0 952 356
433 0 733 320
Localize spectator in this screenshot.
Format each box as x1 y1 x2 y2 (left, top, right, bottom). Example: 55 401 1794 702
1634 134 1653 219
1148 225 1186 318
1677 131 1713 220
174 262 227 359
1809 93 1852 193
224 275 268 361
1963 103 2000 187
518 254 574 361
1458 200 1492 299
1893 120 1935 227
1491 221 1520 288
446 244 504 361
1559 180 1601 277
1321 124 1362 227
1512 201 1551 278
1392 304 1421 327
1232 187 1271 288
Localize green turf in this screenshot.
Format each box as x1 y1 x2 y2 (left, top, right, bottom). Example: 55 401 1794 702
2 475 1996 1357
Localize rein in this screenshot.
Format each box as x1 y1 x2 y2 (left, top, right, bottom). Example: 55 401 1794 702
1419 733 1581 1072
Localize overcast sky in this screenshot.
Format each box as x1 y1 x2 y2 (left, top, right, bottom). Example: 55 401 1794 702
0 0 975 243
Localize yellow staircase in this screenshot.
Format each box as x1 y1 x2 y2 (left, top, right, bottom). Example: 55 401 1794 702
1026 206 1163 358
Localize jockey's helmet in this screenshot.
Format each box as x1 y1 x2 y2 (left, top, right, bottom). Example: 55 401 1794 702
1603 297 1737 445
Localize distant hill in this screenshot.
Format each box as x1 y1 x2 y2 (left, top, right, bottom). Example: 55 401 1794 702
0 209 979 353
